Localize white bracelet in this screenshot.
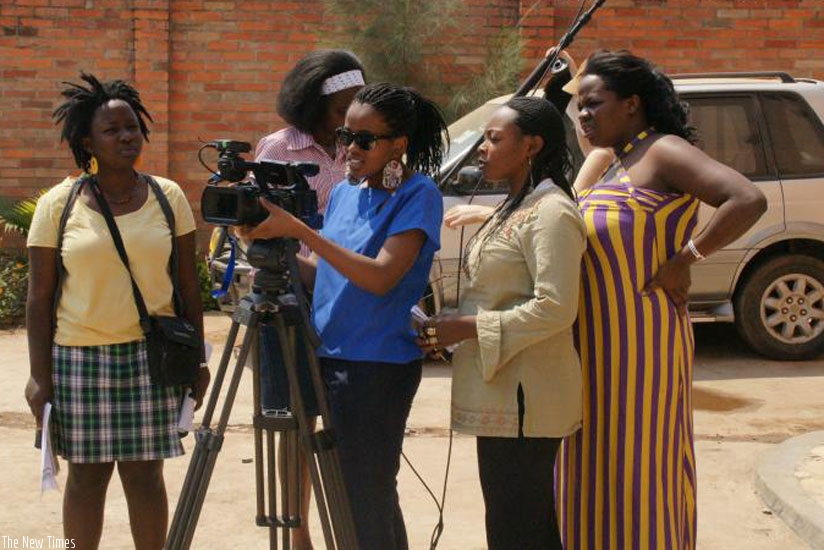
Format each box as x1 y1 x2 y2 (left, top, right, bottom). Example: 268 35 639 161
199 362 209 369
686 239 706 261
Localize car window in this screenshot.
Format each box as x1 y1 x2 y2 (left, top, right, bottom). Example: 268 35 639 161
443 102 501 169
760 91 824 179
441 102 509 195
685 95 769 179
441 98 584 196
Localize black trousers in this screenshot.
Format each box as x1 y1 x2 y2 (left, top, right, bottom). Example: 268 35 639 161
321 358 422 550
476 387 563 550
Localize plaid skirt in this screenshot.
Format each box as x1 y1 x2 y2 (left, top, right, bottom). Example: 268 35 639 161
51 340 185 463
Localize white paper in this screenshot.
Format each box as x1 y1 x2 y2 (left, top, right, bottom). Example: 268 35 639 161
178 341 210 435
177 392 196 434
410 304 430 324
40 403 60 494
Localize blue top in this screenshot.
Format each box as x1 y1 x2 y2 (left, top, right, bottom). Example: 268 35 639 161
312 173 443 363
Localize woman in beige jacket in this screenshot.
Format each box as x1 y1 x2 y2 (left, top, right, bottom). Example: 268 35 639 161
418 96 585 550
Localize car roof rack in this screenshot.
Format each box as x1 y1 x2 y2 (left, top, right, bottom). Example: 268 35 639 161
671 71 795 83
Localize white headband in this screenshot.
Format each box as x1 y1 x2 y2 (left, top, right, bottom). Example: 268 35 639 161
321 70 365 96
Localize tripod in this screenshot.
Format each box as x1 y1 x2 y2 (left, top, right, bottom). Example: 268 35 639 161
166 241 359 549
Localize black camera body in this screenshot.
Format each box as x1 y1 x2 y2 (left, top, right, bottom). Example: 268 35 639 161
200 139 323 230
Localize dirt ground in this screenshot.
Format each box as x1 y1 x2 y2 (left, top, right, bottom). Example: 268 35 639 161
0 314 819 549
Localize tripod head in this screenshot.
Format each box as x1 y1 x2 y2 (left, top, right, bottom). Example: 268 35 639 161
245 237 322 350
247 238 294 296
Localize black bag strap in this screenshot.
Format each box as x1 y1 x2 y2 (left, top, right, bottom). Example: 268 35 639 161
53 177 86 333
55 174 186 335
144 176 186 315
87 177 154 334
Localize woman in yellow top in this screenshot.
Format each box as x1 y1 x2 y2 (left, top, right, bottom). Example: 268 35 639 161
418 96 586 550
24 73 209 549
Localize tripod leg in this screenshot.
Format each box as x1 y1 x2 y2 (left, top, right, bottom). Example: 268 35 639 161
273 317 338 550
167 317 241 547
254 332 289 550
254 323 310 550
167 309 260 549
274 317 361 550
300 329 360 550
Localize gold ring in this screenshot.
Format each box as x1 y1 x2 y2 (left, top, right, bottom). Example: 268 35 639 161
424 326 438 337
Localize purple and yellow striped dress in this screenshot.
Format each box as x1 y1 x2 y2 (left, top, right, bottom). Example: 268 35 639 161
557 159 700 550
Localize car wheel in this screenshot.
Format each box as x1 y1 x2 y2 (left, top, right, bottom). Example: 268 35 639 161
734 254 824 360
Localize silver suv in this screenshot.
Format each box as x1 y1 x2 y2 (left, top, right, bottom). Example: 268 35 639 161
433 72 824 361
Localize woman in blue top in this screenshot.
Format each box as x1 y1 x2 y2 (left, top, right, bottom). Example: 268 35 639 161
240 83 447 550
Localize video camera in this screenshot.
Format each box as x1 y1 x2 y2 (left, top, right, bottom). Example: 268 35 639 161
200 139 323 230
199 139 323 276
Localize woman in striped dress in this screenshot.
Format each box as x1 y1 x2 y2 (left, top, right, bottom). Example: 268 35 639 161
556 50 766 549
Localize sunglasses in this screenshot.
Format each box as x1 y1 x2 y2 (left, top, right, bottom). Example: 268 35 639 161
335 127 397 151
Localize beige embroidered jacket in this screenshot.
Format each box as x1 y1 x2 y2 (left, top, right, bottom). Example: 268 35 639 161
451 181 586 438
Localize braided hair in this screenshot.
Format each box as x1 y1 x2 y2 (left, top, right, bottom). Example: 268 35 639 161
583 50 696 143
52 72 152 173
277 49 365 134
463 97 574 278
353 83 449 178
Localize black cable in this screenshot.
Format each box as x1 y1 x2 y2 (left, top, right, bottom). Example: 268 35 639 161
454 171 492 304
400 426 453 550
197 142 222 179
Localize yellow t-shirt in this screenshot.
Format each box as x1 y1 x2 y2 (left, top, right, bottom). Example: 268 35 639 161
27 175 197 346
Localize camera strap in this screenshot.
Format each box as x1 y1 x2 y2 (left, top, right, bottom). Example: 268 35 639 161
210 232 237 299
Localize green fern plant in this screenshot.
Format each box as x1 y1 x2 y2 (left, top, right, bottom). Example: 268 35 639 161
0 253 28 327
0 191 46 236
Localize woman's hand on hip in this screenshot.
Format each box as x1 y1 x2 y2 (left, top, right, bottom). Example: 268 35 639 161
24 375 54 426
644 252 692 311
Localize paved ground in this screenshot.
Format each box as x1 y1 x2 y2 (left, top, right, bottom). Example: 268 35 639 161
0 313 822 549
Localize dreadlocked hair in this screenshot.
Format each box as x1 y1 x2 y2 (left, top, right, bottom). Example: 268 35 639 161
463 97 574 279
52 72 152 172
583 50 696 144
354 84 449 178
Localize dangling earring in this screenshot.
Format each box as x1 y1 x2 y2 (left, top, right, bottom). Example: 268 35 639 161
382 159 403 191
527 156 535 189
88 155 99 175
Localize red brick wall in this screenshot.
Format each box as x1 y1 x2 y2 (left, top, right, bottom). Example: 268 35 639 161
2 0 823 249
520 0 824 77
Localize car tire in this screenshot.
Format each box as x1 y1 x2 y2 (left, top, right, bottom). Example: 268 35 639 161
734 254 824 360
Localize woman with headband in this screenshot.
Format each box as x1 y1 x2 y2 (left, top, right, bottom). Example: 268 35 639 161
254 49 365 550
241 82 448 549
